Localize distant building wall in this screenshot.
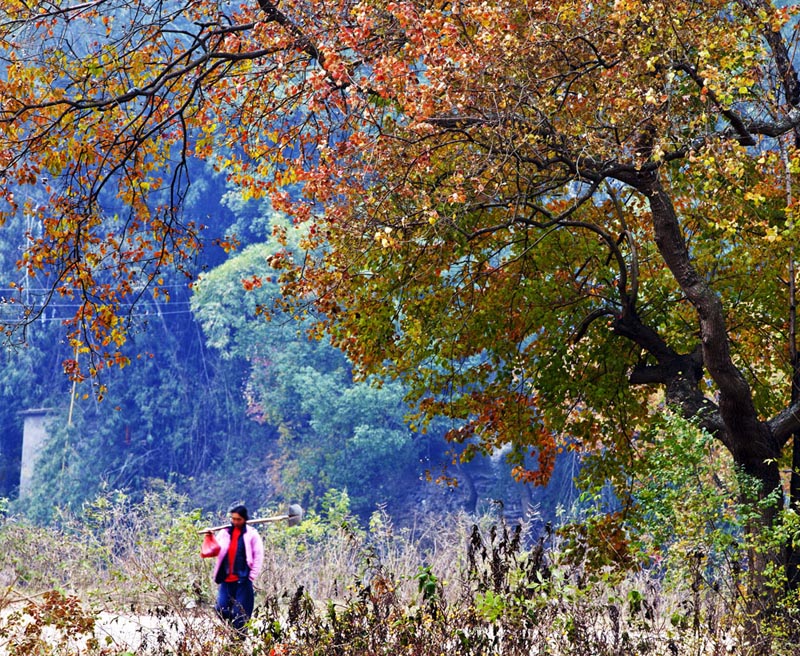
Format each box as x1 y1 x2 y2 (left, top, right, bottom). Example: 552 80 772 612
18 408 54 498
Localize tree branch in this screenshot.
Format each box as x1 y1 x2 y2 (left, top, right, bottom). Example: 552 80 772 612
737 0 800 107
256 0 326 66
768 401 800 448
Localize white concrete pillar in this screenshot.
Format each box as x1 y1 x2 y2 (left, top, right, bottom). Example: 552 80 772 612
18 408 54 498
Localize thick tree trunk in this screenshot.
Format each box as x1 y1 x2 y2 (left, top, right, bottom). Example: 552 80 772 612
789 433 800 588
787 348 800 588
620 171 786 606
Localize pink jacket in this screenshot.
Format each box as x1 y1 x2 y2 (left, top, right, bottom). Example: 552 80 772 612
212 525 264 582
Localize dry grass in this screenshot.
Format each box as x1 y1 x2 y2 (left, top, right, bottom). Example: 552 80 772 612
0 488 797 655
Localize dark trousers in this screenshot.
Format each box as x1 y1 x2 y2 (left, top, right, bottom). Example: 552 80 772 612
215 578 255 633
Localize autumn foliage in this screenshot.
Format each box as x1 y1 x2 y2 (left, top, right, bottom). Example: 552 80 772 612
2 0 800 575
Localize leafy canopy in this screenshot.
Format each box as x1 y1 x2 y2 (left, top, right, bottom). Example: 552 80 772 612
2 0 800 494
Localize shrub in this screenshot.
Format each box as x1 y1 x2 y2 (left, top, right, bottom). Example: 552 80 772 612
1 477 799 655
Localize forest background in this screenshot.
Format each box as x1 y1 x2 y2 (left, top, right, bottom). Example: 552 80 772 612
0 158 567 526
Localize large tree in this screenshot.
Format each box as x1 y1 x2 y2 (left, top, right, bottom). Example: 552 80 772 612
2 0 800 582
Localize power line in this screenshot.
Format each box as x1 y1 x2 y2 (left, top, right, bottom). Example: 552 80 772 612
6 309 200 322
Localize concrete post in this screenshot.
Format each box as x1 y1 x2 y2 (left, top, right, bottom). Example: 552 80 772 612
18 408 54 498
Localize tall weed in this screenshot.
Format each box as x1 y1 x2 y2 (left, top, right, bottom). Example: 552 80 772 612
0 481 798 654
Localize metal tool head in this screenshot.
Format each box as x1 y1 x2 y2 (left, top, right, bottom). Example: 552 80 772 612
287 503 303 526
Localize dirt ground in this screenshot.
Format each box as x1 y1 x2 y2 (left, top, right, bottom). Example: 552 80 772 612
0 603 233 655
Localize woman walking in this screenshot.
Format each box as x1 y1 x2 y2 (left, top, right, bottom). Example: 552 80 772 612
205 504 264 635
